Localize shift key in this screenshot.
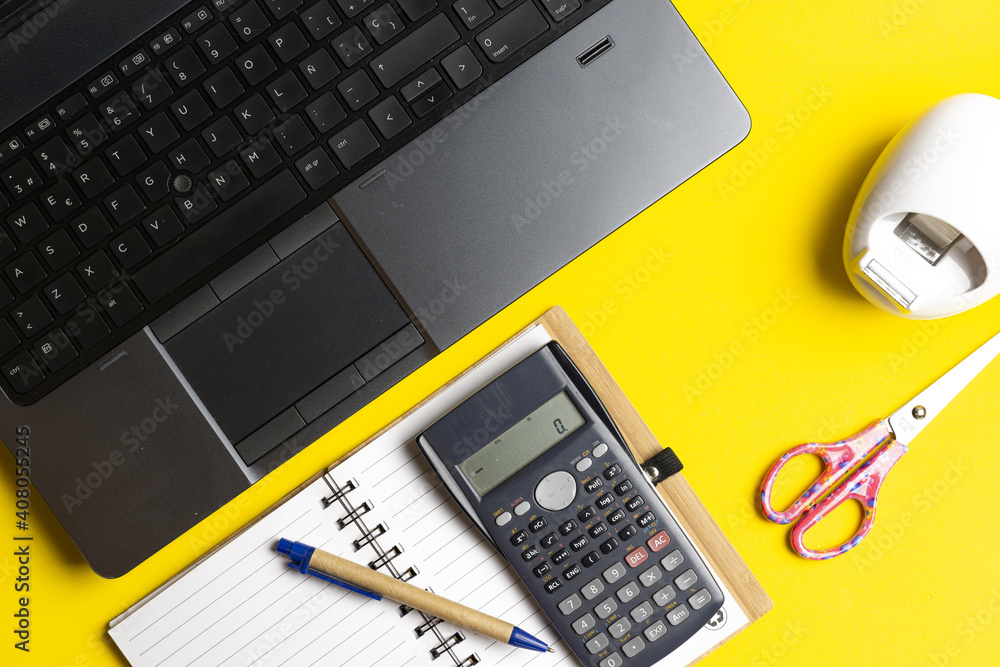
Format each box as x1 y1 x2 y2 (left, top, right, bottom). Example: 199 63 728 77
476 1 548 63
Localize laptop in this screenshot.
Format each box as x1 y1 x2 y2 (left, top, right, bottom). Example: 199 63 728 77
0 0 749 576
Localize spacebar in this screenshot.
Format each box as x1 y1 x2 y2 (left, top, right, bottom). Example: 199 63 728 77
134 170 306 303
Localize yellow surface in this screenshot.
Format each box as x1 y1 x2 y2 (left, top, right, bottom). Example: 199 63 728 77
5 0 1000 664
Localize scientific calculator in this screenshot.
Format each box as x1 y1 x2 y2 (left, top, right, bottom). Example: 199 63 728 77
418 342 724 667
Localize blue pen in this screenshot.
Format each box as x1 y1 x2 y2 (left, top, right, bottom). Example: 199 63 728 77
277 538 553 653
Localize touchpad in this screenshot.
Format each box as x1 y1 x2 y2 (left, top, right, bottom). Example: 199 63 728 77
165 223 410 443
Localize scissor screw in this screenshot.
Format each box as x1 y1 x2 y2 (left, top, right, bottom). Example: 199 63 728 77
912 406 927 419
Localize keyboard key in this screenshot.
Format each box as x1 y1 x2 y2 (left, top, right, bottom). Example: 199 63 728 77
55 93 88 122
11 295 52 336
400 68 442 102
528 516 547 533
572 613 596 635
532 561 551 577
608 616 630 639
138 113 181 153
0 319 18 357
332 26 372 67
300 0 342 38
298 49 340 89
70 208 113 249
137 161 172 202
521 544 540 562
618 524 637 540
622 635 645 658
132 69 174 110
0 137 24 166
110 228 152 269
230 1 271 41
363 4 404 45
655 583 677 605
541 0 580 22
602 561 626 584
600 537 619 554
38 230 79 270
441 45 482 89
543 577 563 594
171 90 213 131
2 351 44 393
334 0 374 18
6 253 47 293
639 565 662 588
237 44 277 85
594 596 617 619
264 0 303 19
581 551 601 567
134 170 305 302
1 160 42 200
616 581 640 604
33 136 79 177
585 633 609 655
198 24 239 65
600 653 624 667
203 68 245 108
33 328 78 372
370 14 458 87
689 588 713 610
176 184 217 224
625 546 648 568
6 202 48 244
165 46 206 86
328 120 378 168
644 619 668 642
305 92 347 133
181 6 213 33
273 116 314 156
596 492 614 509
584 476 604 493
149 27 181 55
557 593 581 615
169 138 211 173
77 251 119 291
667 604 690 626
208 160 250 201
571 534 589 551
120 50 152 79
551 548 569 564
98 283 144 326
269 22 310 62
510 529 528 546
368 96 411 140
105 136 146 175
637 511 656 528
40 180 81 221
142 206 185 246
202 117 244 157
65 114 107 156
409 82 452 118
240 137 281 177
661 550 684 573
615 479 634 496
86 71 119 98
625 495 645 511
99 92 139 130
674 568 699 590
104 185 146 224
475 1 548 63
267 72 308 112
23 114 55 142
603 464 622 480
452 0 492 29
43 274 86 314
397 0 434 21
538 531 558 548
337 70 378 111
65 307 111 350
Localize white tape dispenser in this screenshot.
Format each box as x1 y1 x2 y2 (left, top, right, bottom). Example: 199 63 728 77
844 93 1000 318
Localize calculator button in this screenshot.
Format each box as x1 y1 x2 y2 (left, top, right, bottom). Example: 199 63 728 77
514 501 531 515
559 519 577 535
639 565 662 587
625 495 645 511
625 547 648 568
609 616 631 638
578 505 597 521
541 532 558 548
576 457 592 472
594 596 618 619
596 493 614 509
552 548 570 564
570 535 589 551
533 561 552 577
600 653 624 667
603 464 622 480
581 577 604 600
600 538 619 554
585 633 609 654
630 601 655 623
564 564 583 580
510 530 528 546
689 588 713 610
667 604 691 626
661 549 684 572
623 636 646 658
589 522 608 538
529 516 547 532
674 568 698 590
534 470 577 511
544 577 564 593
572 612 597 635
558 593 582 615
522 545 540 561
496 511 512 526
602 562 626 584
644 619 668 642
647 531 671 552
581 551 601 567
608 508 627 525
593 442 608 457
584 476 604 493
619 525 638 540
616 581 640 603
653 585 676 606
637 512 656 528
614 479 634 496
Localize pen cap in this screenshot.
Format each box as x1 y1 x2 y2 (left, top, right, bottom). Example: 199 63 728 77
276 538 313 564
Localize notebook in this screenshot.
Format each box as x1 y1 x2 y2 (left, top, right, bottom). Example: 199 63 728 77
108 316 764 666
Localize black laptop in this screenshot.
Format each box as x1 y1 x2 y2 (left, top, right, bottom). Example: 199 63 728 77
0 0 749 576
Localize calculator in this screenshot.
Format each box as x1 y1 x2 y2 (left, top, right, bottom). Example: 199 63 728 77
417 342 724 667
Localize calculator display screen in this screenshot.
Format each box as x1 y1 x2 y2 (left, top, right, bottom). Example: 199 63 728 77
459 392 586 496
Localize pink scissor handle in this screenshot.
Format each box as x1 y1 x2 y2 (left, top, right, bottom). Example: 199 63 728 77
789 439 908 560
760 421 893 525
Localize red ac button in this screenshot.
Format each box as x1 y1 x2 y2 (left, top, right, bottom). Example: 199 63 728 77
646 531 671 553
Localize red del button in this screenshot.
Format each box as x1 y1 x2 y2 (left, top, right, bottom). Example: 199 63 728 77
625 546 649 568
647 531 671 552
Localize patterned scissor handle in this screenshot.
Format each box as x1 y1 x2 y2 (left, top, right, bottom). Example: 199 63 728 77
759 420 909 560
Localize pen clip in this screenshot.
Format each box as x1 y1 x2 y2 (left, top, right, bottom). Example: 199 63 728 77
285 561 383 600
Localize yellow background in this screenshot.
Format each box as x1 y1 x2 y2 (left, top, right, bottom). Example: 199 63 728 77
4 0 1000 664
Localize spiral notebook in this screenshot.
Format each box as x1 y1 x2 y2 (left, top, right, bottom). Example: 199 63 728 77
108 311 770 666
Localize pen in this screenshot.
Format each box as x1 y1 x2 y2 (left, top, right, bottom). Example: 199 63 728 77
277 538 553 653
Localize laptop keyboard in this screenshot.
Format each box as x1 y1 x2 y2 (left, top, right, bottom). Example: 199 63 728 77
0 0 611 404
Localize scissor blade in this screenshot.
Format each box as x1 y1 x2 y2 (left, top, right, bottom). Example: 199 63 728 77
888 329 1000 445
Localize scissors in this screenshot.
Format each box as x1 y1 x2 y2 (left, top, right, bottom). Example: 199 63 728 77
760 329 1000 560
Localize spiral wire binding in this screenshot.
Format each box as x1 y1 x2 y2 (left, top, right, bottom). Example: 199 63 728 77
322 475 480 665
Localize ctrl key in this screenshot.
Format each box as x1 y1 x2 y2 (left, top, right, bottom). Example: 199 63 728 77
2 351 45 393
328 120 380 169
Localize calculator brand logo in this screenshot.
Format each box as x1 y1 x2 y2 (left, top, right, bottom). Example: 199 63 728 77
453 404 513 458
